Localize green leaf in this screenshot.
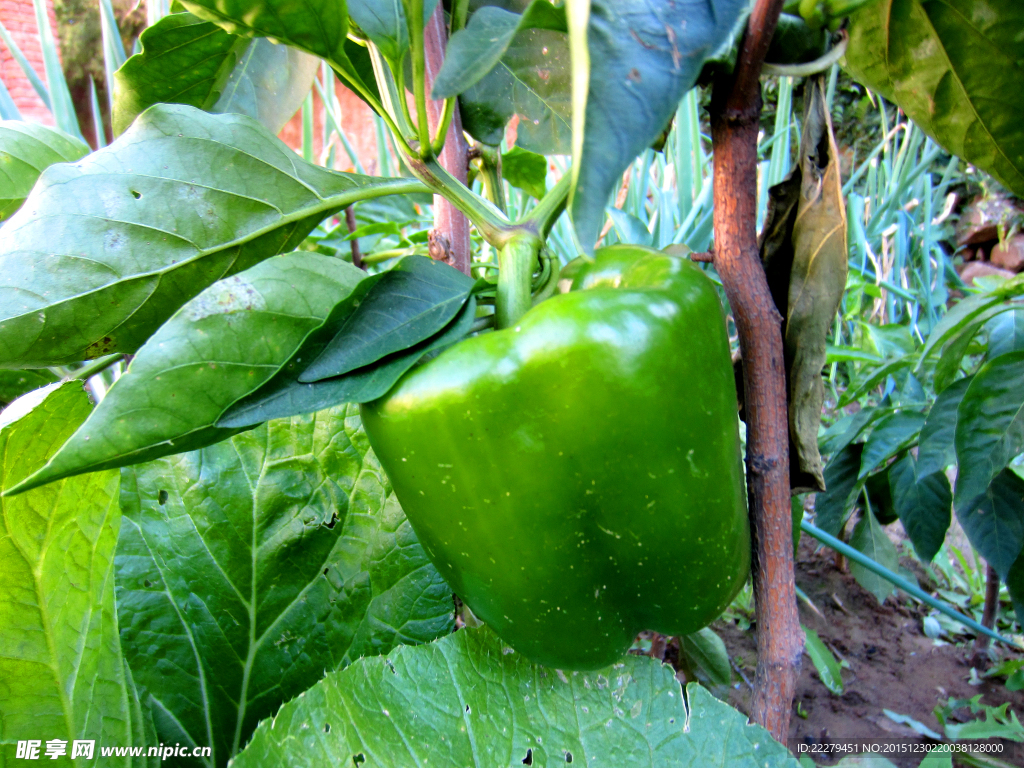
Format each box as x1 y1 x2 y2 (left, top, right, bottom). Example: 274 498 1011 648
814 442 864 537
838 356 912 407
0 104 425 368
844 0 1024 197
219 294 477 427
214 39 320 132
956 468 1024 582
0 369 58 407
114 13 319 137
848 508 899 604
113 13 248 135
607 207 653 247
857 411 926 479
117 403 454 767
432 2 566 98
916 375 972 478
501 145 547 199
882 709 943 741
459 25 571 152
178 0 367 92
953 350 1024 508
986 308 1024 360
888 453 951 563
300 256 475 382
8 253 365 495
347 0 439 65
231 625 800 768
0 121 88 221
916 282 1024 366
0 383 147 764
803 626 843 694
819 405 882 456
1006 546 1024 627
679 627 731 688
568 0 749 250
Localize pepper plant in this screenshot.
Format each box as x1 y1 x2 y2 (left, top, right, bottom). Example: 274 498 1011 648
0 0 1022 765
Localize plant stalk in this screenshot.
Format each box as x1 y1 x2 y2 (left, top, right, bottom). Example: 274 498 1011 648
496 234 540 329
710 0 800 743
421 5 473 274
972 564 1001 664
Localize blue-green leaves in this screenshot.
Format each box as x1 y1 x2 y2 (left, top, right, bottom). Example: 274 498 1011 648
432 2 566 99
567 0 750 251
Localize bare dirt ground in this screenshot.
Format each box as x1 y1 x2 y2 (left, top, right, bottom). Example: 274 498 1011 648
684 537 1024 767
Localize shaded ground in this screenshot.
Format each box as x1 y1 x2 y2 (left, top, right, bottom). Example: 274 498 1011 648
684 538 1023 767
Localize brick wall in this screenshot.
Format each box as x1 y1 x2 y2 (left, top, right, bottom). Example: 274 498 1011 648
0 0 60 124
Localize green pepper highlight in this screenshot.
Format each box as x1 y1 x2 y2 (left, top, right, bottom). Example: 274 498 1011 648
362 245 750 669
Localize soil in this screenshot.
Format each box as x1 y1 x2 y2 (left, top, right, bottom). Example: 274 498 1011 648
669 537 1024 767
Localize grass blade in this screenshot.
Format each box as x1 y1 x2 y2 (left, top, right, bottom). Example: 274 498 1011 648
88 78 106 147
31 0 84 140
98 0 126 111
0 77 21 120
0 20 51 111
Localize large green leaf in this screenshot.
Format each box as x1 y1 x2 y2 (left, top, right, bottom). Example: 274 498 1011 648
300 256 475 382
116 403 454 767
848 509 899 604
113 13 248 135
219 294 477 427
916 375 971 479
568 0 749 250
214 38 320 133
346 0 439 65
814 442 864 537
113 13 319 136
232 625 799 768
953 350 1024 508
0 104 424 368
0 383 149 765
857 411 925 479
178 0 369 93
0 121 88 221
888 453 951 563
9 253 366 495
432 2 566 99
458 26 572 152
0 368 58 407
843 0 1024 197
986 307 1024 360
956 468 1024 581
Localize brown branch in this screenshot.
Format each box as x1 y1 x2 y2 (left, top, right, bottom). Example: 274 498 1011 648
972 564 1000 666
344 207 363 269
422 6 472 275
710 0 802 742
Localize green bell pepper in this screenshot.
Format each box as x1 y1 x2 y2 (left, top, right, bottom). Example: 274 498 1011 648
361 245 749 670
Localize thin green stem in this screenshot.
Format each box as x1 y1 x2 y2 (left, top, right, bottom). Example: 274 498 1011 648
520 173 571 240
393 56 419 144
407 156 514 247
474 144 507 215
70 353 125 380
451 0 470 32
407 0 432 158
430 96 457 156
356 49 418 157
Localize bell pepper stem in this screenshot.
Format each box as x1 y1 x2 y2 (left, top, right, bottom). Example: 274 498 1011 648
496 235 540 329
